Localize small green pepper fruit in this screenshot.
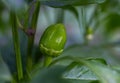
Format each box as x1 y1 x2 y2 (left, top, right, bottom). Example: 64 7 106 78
86 28 93 40
39 23 67 57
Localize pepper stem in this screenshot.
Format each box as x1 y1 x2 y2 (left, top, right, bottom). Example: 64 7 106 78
44 56 53 67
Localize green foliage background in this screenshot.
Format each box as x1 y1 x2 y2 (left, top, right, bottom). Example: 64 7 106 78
0 0 120 83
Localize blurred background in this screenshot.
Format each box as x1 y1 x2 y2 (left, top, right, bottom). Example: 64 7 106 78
0 0 120 83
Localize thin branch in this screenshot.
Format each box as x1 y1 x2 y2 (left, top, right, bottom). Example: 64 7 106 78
10 11 23 80
26 1 40 73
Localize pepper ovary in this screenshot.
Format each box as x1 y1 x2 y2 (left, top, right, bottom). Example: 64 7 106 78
39 23 67 57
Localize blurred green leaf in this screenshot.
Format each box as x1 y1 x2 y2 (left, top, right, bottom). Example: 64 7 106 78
2 0 27 12
60 45 120 65
30 66 70 83
0 1 10 32
0 55 12 82
51 56 120 83
104 13 120 35
111 65 120 73
85 59 120 83
63 62 98 81
30 65 95 83
100 0 120 12
40 0 106 7
16 6 29 28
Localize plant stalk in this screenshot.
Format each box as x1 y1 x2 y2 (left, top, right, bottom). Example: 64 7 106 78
56 9 64 23
10 11 23 80
80 6 88 45
26 1 40 72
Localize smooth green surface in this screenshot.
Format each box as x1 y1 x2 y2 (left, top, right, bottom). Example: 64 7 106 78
39 23 67 57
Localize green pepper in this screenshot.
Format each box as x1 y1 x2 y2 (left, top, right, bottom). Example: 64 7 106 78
39 23 67 57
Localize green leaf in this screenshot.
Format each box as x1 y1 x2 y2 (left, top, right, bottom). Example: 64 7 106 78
2 0 27 12
0 2 10 32
111 66 120 73
100 0 120 12
0 55 12 82
63 45 120 65
30 65 95 83
30 66 70 83
85 60 120 83
104 13 120 35
50 56 120 83
63 62 98 81
40 0 106 7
